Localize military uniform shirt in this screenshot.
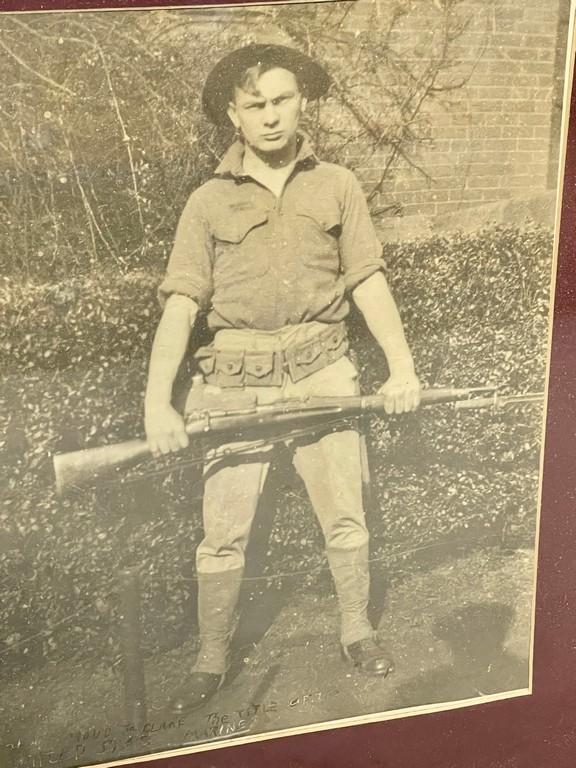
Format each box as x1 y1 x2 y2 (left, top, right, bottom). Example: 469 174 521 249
159 135 385 331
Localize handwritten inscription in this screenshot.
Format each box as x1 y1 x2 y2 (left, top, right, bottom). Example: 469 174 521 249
183 700 279 742
5 687 341 767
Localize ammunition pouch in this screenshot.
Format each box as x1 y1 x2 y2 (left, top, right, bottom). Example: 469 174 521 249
194 323 348 388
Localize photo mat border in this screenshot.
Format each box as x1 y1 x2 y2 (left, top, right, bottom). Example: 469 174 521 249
1 1 575 766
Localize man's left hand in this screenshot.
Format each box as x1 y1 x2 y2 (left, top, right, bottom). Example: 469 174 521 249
378 372 421 414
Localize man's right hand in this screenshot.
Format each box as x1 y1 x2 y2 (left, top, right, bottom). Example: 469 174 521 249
145 404 190 457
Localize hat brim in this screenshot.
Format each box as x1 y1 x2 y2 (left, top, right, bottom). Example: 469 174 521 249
202 43 331 126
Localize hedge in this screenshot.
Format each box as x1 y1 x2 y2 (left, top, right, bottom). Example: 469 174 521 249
0 222 552 676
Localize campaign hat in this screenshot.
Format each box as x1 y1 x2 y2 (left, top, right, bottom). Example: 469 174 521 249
202 43 331 126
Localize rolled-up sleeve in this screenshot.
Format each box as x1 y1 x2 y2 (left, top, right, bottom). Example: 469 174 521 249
158 193 214 311
339 170 386 291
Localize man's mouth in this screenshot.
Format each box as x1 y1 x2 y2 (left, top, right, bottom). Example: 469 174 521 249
263 132 284 141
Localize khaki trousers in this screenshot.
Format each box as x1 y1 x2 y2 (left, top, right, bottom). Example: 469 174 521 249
193 326 374 670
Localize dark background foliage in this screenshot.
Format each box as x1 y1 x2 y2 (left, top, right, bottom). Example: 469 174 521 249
0 223 550 677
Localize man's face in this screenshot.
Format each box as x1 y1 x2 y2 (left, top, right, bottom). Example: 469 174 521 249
227 67 306 155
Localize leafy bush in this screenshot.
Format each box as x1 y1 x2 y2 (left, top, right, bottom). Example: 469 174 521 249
0 223 551 676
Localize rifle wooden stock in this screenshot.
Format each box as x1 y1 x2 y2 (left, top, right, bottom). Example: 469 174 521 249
52 387 488 495
53 439 151 496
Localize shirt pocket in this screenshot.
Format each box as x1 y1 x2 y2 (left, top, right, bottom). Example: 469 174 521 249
292 202 341 274
212 207 270 286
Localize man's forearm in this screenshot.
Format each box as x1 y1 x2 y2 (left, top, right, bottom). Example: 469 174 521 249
352 272 415 376
145 294 199 409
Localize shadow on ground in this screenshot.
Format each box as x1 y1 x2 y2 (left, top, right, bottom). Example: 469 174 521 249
395 602 529 707
0 533 533 768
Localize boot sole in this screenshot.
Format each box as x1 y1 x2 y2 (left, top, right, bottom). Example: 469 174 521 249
169 672 226 716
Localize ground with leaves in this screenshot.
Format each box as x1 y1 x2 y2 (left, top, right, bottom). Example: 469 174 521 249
0 544 533 768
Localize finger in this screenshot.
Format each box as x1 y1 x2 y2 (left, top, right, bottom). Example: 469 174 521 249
172 431 188 452
168 434 184 453
405 391 417 412
158 438 172 456
177 430 189 450
389 391 402 414
148 439 162 459
402 390 412 413
384 394 395 415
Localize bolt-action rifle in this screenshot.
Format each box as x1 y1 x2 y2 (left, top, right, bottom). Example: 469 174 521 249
52 385 544 496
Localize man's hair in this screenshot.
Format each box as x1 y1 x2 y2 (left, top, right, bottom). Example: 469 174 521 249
203 44 329 124
231 62 305 100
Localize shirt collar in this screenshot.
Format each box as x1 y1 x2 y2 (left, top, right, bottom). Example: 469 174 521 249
214 133 318 179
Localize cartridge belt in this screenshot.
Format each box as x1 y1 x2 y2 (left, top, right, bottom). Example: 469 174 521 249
194 322 348 387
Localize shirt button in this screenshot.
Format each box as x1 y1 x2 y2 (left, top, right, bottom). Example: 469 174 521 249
255 365 263 372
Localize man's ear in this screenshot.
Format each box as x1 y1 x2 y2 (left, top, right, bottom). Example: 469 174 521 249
301 96 308 113
227 102 240 130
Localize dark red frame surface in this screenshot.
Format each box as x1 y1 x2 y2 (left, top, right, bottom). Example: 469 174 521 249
2 0 576 766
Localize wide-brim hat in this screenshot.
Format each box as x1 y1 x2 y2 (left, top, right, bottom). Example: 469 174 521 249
202 43 331 126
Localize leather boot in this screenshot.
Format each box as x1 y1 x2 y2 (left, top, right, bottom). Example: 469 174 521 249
342 635 394 677
326 544 394 677
169 568 243 715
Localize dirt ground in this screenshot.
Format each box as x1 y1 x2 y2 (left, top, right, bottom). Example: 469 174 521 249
0 545 534 768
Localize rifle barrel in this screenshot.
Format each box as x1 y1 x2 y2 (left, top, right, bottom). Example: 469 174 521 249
454 393 544 410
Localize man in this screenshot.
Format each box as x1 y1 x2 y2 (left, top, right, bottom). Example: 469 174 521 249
145 43 421 714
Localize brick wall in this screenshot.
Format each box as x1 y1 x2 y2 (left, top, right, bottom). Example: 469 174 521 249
344 0 570 219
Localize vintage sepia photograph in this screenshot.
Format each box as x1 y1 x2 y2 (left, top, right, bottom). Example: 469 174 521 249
0 0 573 766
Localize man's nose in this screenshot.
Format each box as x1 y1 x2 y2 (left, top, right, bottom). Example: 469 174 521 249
262 102 280 125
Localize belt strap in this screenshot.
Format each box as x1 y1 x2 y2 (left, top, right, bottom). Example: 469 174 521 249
194 323 348 387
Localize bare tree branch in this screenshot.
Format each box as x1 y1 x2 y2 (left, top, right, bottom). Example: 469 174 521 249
0 37 76 97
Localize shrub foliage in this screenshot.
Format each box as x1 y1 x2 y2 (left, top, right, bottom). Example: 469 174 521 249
0 222 551 676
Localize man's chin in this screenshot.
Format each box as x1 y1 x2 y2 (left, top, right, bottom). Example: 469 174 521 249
246 133 299 160
256 139 288 153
